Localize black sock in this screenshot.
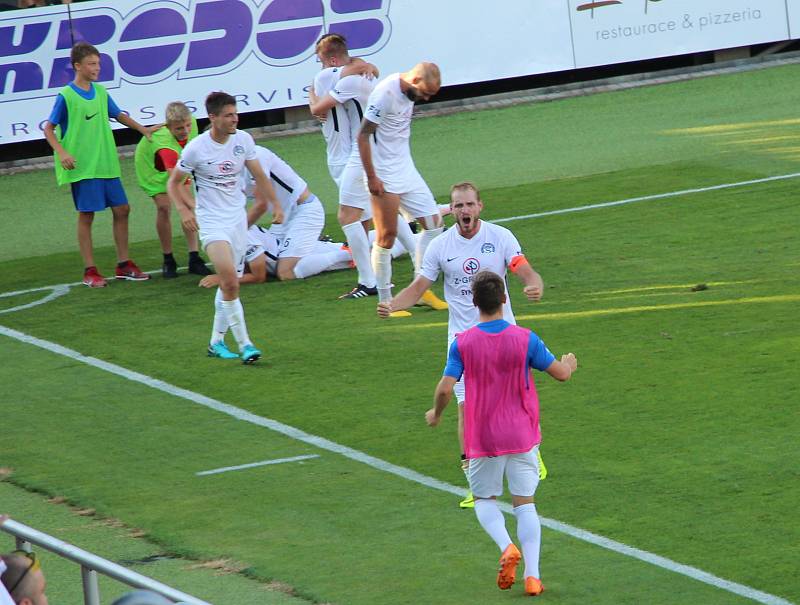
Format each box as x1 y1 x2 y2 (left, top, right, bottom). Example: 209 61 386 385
117 260 128 268
163 253 175 263
188 251 201 261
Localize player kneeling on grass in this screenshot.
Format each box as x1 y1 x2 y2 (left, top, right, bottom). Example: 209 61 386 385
427 271 577 596
134 101 212 278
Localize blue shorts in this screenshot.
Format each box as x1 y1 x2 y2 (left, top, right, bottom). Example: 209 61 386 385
71 178 128 213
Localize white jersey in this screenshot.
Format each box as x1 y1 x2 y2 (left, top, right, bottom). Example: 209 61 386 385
246 224 280 273
313 67 351 170
243 145 307 220
178 130 257 229
420 221 524 340
329 73 376 167
363 73 420 189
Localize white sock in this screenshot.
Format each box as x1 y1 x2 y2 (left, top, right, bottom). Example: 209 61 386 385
342 221 376 288
474 499 512 552
415 226 443 276
220 298 252 350
395 218 419 270
513 503 541 578
371 244 393 302
294 251 347 279
210 288 228 345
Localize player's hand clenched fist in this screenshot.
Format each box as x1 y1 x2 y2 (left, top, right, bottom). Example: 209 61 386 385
523 284 542 301
377 301 393 318
425 408 441 427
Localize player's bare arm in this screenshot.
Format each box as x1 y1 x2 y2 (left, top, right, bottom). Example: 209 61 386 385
43 121 75 169
513 260 544 301
340 58 379 79
246 159 282 225
427 376 457 426
545 353 578 382
358 119 384 196
116 112 160 141
168 167 198 232
308 92 338 120
377 275 433 318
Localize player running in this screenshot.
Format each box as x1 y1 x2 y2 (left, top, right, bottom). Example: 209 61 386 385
427 271 577 596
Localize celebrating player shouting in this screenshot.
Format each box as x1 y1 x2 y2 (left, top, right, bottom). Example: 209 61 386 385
379 182 545 506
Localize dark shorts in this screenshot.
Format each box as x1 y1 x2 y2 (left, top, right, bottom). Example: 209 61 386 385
71 178 128 213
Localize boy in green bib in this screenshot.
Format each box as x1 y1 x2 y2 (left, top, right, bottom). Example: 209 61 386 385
43 41 156 287
134 101 212 278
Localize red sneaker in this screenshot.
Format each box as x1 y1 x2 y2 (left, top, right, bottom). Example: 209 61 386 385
82 267 107 288
115 260 151 281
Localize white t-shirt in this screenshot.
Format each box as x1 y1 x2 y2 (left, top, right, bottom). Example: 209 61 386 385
363 73 420 188
243 145 307 220
420 221 524 340
329 73 376 167
177 130 257 229
313 66 351 169
246 224 280 274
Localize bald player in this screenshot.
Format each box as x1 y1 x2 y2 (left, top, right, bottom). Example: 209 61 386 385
358 62 448 316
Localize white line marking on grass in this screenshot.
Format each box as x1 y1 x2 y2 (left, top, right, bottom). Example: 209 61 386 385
491 172 800 224
0 324 792 605
196 455 320 476
0 285 71 316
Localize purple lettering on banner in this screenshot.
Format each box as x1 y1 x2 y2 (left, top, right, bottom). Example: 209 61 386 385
56 16 116 49
0 63 42 93
257 0 323 61
0 22 50 56
331 0 383 12
187 0 252 72
119 8 186 78
329 19 383 50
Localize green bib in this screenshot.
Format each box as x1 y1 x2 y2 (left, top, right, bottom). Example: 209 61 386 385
134 117 199 197
53 83 121 185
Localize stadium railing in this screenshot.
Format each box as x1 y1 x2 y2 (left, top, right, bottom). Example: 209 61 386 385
1 518 211 605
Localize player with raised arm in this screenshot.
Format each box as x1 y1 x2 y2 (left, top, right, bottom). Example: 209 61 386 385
358 62 448 315
427 271 577 596
167 92 276 364
379 182 545 507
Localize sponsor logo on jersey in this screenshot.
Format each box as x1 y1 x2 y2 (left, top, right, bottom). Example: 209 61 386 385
219 160 234 174
463 258 480 275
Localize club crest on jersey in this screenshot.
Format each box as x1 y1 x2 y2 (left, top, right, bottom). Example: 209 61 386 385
463 258 480 275
219 160 234 174
233 145 245 156
481 243 495 254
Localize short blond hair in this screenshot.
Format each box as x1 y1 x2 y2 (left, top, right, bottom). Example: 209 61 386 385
165 101 192 124
450 181 480 200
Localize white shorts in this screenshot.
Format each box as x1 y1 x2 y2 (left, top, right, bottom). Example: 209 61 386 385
339 163 372 220
382 178 438 220
200 218 248 277
328 163 346 187
273 195 325 259
468 445 541 499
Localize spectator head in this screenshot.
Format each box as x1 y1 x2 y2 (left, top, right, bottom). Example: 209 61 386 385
0 551 48 605
471 271 506 314
70 41 100 70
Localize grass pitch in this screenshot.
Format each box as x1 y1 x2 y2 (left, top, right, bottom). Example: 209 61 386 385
1 64 799 604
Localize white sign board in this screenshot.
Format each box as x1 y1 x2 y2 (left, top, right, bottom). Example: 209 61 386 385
568 0 790 68
0 0 796 144
0 0 575 144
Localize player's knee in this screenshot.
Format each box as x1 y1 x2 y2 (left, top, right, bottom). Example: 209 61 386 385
113 205 130 219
